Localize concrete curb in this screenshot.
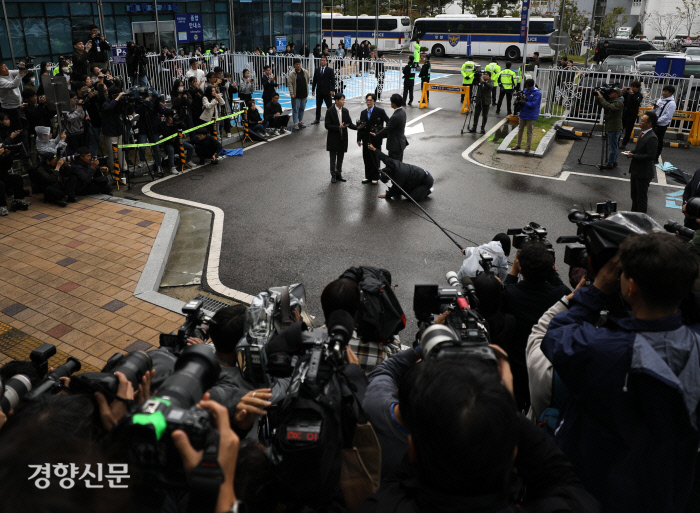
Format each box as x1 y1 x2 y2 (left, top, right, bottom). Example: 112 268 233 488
496 118 561 159
92 194 186 315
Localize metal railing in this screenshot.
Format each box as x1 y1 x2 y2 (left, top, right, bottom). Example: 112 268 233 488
533 65 700 140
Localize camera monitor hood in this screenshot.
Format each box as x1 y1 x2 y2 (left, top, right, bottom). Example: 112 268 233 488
581 212 663 272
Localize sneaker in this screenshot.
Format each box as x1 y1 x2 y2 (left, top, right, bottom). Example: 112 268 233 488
171 167 179 175
10 199 29 212
362 179 372 184
371 180 378 185
0 206 8 216
56 197 68 207
298 121 307 128
67 196 77 203
279 127 287 134
273 129 280 136
429 187 434 194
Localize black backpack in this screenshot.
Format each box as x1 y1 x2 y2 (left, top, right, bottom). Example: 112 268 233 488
341 266 406 343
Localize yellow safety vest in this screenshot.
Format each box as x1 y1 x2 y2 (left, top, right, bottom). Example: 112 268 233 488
462 61 475 85
413 41 421 63
485 62 501 82
499 69 517 89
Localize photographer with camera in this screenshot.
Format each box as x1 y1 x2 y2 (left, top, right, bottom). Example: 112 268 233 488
66 147 112 196
541 232 700 513
502 241 570 411
458 233 511 281
508 78 541 154
102 87 127 180
86 25 111 71
595 86 624 169
369 144 433 202
126 42 149 88
0 62 29 132
71 39 91 81
160 111 195 174
35 152 77 206
620 81 643 149
63 91 89 152
134 90 167 174
192 128 223 165
468 70 494 134
361 356 600 513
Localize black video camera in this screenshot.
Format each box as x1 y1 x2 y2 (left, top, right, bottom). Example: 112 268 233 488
507 221 553 251
160 298 211 353
0 343 59 414
413 272 496 366
594 82 620 100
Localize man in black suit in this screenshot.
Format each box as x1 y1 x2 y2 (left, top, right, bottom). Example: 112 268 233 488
357 93 390 184
311 56 336 125
624 111 659 213
373 93 408 162
325 94 357 183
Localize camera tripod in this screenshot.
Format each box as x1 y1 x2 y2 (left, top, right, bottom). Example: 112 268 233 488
460 85 481 135
120 103 157 190
576 110 608 170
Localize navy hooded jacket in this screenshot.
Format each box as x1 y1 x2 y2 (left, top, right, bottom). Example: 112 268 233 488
542 285 700 513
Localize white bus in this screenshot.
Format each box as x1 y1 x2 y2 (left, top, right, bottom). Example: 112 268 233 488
412 15 555 60
321 14 412 51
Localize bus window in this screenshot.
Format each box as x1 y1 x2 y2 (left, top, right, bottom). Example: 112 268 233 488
413 21 427 39
402 18 410 26
530 20 554 34
379 19 398 30
472 21 490 34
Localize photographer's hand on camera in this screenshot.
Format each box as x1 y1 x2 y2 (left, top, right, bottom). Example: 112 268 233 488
173 397 239 513
592 254 621 295
94 371 134 431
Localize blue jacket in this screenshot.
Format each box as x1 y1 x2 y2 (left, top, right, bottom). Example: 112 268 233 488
518 87 541 121
542 286 700 513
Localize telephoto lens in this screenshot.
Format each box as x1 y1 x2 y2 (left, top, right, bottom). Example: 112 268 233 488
0 374 33 414
70 351 152 400
24 357 81 401
154 344 220 408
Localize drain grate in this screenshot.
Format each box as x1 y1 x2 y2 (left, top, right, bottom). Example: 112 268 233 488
193 294 235 316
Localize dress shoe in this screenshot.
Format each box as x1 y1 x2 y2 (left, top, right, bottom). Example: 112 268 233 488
599 164 613 169
67 196 77 203
337 175 347 182
56 197 68 207
311 120 320 125
612 162 618 168
468 127 476 133
495 110 500 115
362 179 372 184
480 128 486 134
331 174 337 183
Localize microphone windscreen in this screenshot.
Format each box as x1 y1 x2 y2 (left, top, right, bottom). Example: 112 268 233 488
327 310 355 344
265 321 306 356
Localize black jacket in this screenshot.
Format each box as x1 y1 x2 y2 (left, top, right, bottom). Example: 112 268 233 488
325 106 357 153
101 98 124 138
358 106 390 146
623 89 644 120
171 91 192 121
160 121 185 148
263 101 284 123
68 160 100 185
87 35 111 64
262 74 277 101
475 78 494 107
71 50 90 80
403 63 418 87
375 108 408 153
312 65 336 95
629 129 659 180
418 62 431 82
375 150 427 198
192 135 222 158
24 103 54 136
247 108 264 126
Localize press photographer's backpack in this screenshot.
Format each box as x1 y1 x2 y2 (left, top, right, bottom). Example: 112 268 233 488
341 266 406 343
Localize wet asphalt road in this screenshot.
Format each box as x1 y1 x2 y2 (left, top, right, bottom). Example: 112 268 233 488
151 73 688 342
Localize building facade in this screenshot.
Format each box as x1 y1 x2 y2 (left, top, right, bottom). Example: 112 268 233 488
0 0 322 66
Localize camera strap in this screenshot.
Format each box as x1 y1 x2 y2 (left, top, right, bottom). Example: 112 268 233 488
187 431 224 513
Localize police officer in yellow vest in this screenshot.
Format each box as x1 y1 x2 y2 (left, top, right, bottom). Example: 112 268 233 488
484 57 501 106
461 60 475 103
496 61 518 115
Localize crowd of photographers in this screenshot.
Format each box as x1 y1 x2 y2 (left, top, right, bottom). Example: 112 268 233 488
1 199 700 513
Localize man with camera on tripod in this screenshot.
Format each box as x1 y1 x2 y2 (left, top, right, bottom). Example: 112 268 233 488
468 71 493 134
595 87 624 169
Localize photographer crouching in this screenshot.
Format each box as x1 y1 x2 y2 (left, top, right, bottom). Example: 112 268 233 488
66 147 112 196
595 86 624 169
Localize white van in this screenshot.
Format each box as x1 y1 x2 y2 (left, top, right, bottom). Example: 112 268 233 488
616 27 632 39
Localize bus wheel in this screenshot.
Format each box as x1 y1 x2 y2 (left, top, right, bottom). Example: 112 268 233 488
432 45 445 57
505 46 520 60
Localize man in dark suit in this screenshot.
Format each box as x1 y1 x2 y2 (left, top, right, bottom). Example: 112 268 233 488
624 111 659 213
373 93 408 162
311 56 335 125
357 93 390 184
325 94 357 183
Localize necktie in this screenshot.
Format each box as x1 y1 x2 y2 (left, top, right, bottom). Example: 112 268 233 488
321 67 325 75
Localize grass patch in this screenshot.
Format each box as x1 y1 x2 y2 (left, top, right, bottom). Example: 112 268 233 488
501 116 558 151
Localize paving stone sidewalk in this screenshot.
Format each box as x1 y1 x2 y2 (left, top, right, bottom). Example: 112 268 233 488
0 196 183 369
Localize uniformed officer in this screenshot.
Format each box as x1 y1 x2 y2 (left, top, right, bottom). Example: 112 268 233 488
402 56 419 106
413 39 421 64
418 54 431 101
496 61 518 115
461 60 476 103
484 57 501 106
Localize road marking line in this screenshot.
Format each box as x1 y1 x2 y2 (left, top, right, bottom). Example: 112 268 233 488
461 119 683 189
407 108 442 126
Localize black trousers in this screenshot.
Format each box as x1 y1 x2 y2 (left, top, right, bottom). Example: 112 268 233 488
621 115 637 147
408 172 434 202
388 149 404 162
653 125 668 160
315 93 332 121
269 115 290 129
44 175 77 203
329 151 345 176
491 86 498 105
472 102 490 129
497 89 513 114
0 171 26 199
403 82 414 105
362 144 380 180
631 173 653 213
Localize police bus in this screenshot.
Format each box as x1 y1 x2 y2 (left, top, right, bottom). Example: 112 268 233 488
412 15 555 60
321 14 412 51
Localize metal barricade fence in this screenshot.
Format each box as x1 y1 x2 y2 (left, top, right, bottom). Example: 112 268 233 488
534 65 700 140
